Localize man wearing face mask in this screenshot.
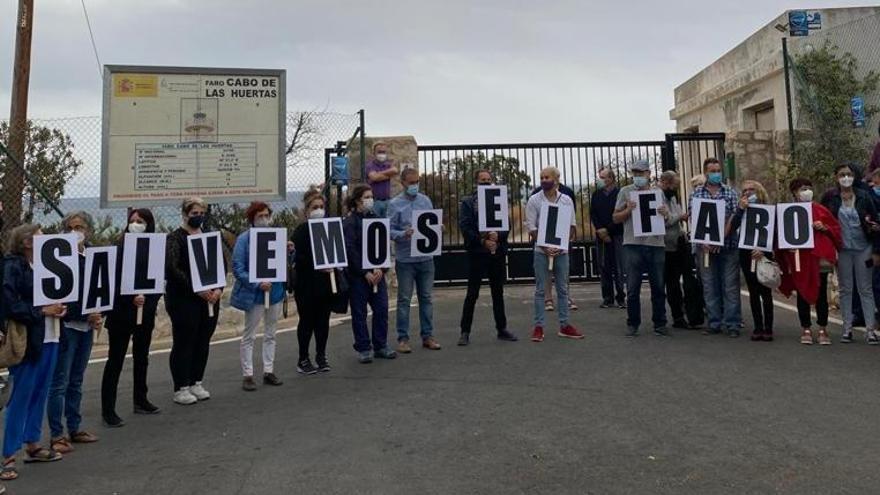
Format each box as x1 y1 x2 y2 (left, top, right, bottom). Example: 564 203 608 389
47 211 101 454
388 168 442 352
366 142 399 218
591 167 626 309
659 171 692 329
613 160 669 337
688 158 742 338
457 170 517 346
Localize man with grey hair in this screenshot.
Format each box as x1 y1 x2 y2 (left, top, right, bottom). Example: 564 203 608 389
659 171 692 329
48 211 101 453
591 166 626 309
613 160 669 337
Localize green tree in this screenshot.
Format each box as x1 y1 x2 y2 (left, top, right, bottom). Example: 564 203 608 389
788 41 879 189
0 120 83 224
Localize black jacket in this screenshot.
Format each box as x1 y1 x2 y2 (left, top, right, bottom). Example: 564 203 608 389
106 237 162 330
292 223 332 299
459 192 509 254
2 255 48 363
343 211 390 277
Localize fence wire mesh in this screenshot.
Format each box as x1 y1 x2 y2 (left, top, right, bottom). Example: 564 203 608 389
0 111 361 239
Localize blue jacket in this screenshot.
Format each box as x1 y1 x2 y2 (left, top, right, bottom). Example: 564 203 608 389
230 230 286 311
2 255 47 363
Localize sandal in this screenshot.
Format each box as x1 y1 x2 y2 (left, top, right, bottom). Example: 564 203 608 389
50 437 74 454
544 299 555 312
23 447 62 464
70 431 99 444
0 459 17 481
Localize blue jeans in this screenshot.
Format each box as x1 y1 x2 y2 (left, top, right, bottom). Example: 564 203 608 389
351 276 389 352
48 326 94 438
396 260 435 342
4 343 59 457
533 251 570 327
698 248 741 331
373 199 389 218
623 245 667 330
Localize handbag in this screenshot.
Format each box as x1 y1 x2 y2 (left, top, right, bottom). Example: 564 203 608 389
330 269 350 315
756 257 782 290
0 319 28 369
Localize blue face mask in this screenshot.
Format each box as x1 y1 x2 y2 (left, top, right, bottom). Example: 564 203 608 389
707 172 723 185
747 194 758 204
595 179 606 190
633 176 649 188
406 184 419 196
873 187 880 197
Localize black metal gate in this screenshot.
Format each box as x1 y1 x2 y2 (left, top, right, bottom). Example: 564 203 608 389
326 133 726 286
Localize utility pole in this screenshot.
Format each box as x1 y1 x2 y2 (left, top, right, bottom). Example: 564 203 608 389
4 0 35 231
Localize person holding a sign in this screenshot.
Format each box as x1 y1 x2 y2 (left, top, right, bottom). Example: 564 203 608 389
821 164 880 344
525 166 583 342
388 168 443 352
777 178 841 345
591 167 626 309
292 189 337 374
2 225 66 478
731 181 776 341
457 170 517 346
659 171 691 329
688 158 742 337
366 142 399 218
101 209 162 427
343 185 398 363
165 198 222 405
47 212 101 454
612 160 669 337
231 202 286 391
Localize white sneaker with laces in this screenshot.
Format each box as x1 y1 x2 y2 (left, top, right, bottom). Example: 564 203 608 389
173 387 197 405
190 382 211 401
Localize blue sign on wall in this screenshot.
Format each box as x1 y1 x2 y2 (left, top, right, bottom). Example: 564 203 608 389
789 10 822 37
852 96 866 129
331 156 349 185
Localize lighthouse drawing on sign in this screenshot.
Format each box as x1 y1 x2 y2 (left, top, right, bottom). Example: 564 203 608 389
181 98 219 143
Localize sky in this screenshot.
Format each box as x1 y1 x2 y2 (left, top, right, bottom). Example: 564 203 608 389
0 0 873 145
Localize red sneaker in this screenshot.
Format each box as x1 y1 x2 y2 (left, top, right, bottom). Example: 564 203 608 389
531 326 544 342
558 324 584 340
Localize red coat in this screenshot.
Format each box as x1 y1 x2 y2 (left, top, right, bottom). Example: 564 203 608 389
777 202 842 305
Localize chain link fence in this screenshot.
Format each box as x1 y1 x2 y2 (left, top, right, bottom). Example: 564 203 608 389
786 12 880 188
0 111 362 240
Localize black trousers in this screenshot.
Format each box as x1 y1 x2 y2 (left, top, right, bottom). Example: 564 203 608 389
664 244 688 322
167 297 219 391
460 252 507 334
101 321 154 413
681 242 705 326
295 295 332 362
796 272 829 328
739 250 774 332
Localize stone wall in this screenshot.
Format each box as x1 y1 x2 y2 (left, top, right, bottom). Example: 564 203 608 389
346 136 418 197
727 130 791 200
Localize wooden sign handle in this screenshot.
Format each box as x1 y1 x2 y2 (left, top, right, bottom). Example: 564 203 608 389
264 290 270 309
794 249 801 272
703 252 710 268
53 316 61 336
208 303 214 318
136 306 144 325
330 270 338 294
548 255 555 271
751 258 757 273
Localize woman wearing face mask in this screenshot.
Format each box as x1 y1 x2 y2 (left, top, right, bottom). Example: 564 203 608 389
165 197 222 405
3 224 67 481
101 209 161 427
342 185 397 363
821 164 880 344
291 189 335 374
731 181 775 341
47 212 101 454
231 202 285 391
777 179 841 346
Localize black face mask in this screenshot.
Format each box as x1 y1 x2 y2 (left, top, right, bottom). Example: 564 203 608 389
187 215 205 229
664 189 677 199
478 182 492 186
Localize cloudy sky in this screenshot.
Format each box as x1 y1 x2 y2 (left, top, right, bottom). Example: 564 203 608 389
0 0 871 144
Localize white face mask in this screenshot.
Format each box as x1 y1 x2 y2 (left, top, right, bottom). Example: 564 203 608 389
72 231 85 244
253 217 271 228
309 208 325 219
362 198 374 211
799 189 814 202
376 153 388 163
839 176 854 188
128 222 147 234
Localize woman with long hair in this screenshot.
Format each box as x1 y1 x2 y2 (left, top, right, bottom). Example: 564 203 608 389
732 180 775 341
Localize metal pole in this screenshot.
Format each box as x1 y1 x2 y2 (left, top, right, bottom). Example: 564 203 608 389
782 37 796 158
359 109 366 182
4 0 35 231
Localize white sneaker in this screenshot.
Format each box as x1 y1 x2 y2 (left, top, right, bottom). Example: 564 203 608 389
173 387 197 405
190 382 211 401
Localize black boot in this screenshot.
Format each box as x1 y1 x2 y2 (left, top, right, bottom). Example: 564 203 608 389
103 411 125 428
134 397 161 415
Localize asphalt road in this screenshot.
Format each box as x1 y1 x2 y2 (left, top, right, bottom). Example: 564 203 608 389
3 283 880 495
